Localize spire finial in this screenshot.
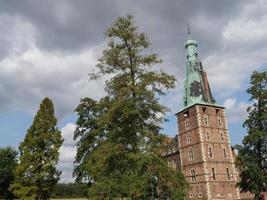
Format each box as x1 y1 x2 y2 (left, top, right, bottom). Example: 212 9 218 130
187 23 191 39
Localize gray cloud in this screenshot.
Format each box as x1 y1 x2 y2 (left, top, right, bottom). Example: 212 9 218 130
0 0 265 120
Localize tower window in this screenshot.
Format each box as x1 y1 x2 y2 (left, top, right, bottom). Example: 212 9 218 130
186 133 191 144
208 146 213 158
211 168 216 180
220 131 224 141
226 168 230 180
188 148 194 161
206 130 210 140
185 119 190 130
223 148 227 158
204 114 209 126
217 116 222 127
190 169 196 182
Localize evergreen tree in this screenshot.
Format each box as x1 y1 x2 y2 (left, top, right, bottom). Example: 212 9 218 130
74 15 187 199
0 147 18 199
235 71 267 200
11 97 63 200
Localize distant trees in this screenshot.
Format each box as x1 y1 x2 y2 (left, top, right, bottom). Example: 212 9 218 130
235 71 267 200
51 183 87 198
0 147 18 199
11 97 63 200
73 15 187 199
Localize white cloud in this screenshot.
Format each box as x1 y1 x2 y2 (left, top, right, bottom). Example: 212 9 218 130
0 44 106 117
58 122 76 183
223 98 249 123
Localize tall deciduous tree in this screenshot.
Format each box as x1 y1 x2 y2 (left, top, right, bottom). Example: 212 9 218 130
0 147 18 199
11 97 63 200
235 71 267 200
74 15 187 199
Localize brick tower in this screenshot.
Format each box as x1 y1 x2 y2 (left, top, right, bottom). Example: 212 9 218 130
176 31 241 199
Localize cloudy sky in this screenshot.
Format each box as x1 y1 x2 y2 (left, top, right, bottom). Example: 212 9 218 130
0 0 266 182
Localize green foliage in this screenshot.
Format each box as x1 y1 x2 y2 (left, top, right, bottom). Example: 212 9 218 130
235 71 267 199
11 97 63 200
74 15 187 199
0 147 18 199
51 183 87 198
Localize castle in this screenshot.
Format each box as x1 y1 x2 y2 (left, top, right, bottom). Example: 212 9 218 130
164 33 255 200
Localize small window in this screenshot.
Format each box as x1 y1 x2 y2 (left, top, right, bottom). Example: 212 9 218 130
220 131 224 141
185 119 190 130
211 168 216 180
188 148 194 161
191 169 196 182
223 148 227 158
204 114 209 126
226 168 230 180
206 130 210 140
216 109 219 115
208 146 213 158
190 193 193 198
198 193 202 198
186 133 191 144
217 116 222 127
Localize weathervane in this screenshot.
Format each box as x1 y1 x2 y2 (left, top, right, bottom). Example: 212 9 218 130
187 23 191 39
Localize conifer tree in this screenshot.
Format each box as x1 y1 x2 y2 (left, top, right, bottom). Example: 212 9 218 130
235 71 267 200
74 15 187 199
0 147 18 199
11 97 63 200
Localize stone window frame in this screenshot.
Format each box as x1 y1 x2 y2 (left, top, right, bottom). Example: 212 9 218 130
206 130 210 140
217 116 223 127
211 167 216 180
186 132 191 144
220 131 225 141
185 118 190 130
203 114 209 126
223 147 227 159
208 145 213 158
188 148 194 161
226 168 231 180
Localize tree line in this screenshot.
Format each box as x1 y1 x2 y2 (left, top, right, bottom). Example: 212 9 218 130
0 15 266 200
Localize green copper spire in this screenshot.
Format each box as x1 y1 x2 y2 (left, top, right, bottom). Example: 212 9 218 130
183 31 216 108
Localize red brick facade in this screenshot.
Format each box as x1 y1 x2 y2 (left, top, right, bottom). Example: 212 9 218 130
176 103 241 200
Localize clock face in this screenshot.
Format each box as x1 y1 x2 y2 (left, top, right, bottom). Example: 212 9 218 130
190 80 203 97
